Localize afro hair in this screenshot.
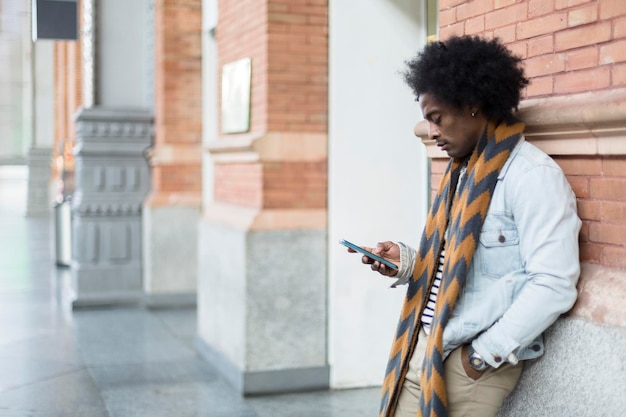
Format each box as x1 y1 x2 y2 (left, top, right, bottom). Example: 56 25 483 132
403 36 529 121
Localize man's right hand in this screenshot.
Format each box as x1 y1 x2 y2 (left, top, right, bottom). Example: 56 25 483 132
347 241 400 277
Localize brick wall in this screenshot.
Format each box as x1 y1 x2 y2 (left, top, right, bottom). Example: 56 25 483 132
53 39 81 181
151 0 203 201
557 156 626 269
433 0 626 323
439 0 626 98
52 0 83 180
212 0 328 212
217 0 268 133
267 0 328 133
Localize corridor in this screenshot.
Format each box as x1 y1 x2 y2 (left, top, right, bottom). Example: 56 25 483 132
0 166 379 417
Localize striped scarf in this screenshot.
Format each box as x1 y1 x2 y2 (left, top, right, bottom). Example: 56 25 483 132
380 118 525 417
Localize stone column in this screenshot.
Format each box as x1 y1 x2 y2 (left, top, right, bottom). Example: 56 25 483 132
70 108 152 306
68 0 153 307
20 0 53 216
196 0 329 395
27 41 55 216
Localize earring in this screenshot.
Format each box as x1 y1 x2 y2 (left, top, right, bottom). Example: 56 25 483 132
471 111 476 117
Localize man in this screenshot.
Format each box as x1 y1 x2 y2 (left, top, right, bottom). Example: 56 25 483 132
349 36 581 417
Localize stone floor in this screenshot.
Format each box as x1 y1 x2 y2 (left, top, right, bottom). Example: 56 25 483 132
0 166 380 417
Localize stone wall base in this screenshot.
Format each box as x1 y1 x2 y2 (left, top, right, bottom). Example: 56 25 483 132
498 317 626 416
196 211 328 394
142 203 200 307
195 337 330 395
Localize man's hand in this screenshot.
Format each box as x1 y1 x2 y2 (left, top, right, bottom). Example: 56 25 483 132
461 344 486 381
347 241 400 277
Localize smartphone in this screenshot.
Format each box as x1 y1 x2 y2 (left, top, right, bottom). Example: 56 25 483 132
339 239 398 270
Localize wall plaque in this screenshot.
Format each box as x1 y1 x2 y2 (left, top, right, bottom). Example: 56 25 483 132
221 57 251 134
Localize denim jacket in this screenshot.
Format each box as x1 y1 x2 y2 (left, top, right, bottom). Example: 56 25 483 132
396 138 581 368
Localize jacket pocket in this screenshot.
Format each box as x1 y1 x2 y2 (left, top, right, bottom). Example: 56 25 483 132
478 217 522 278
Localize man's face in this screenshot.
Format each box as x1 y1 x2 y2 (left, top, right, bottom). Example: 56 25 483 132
419 93 486 159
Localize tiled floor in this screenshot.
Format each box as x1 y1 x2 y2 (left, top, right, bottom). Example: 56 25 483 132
0 166 380 417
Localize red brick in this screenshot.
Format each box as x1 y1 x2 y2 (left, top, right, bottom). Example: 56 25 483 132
466 15 486 35
589 222 626 245
156 165 202 193
493 24 516 43
590 177 626 201
268 12 307 24
600 39 626 64
457 0 492 21
268 3 288 13
568 3 599 27
579 242 602 264
599 0 626 19
507 40 528 59
566 46 599 70
555 157 602 175
431 159 449 175
526 75 553 97
554 21 612 51
486 3 528 30
603 246 626 269
577 200 602 221
439 8 457 26
525 53 567 77
567 175 590 198
517 13 568 40
612 63 626 86
554 65 611 93
495 0 518 9
602 202 626 223
614 16 626 38
528 35 554 57
262 161 327 209
308 15 328 25
214 163 263 207
555 0 595 10
440 21 464 40
289 5 327 16
529 0 556 17
603 158 626 176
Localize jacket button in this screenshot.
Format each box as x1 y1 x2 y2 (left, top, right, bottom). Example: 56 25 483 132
498 234 506 243
531 344 541 352
494 356 502 363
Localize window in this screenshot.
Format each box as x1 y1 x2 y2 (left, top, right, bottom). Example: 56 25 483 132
426 0 438 43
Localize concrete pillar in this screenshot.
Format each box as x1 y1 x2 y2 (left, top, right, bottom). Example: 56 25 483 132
196 0 329 394
71 107 152 306
0 0 30 164
27 41 55 216
68 0 153 307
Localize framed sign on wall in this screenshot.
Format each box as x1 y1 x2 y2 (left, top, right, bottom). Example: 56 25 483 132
221 57 251 134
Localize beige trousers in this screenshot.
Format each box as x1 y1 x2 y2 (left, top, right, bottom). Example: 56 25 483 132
394 328 523 417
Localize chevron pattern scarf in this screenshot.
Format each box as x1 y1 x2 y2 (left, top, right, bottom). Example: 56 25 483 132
379 118 525 417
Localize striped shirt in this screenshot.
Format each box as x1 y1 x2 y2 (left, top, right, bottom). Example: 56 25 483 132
422 164 466 334
421 247 445 334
